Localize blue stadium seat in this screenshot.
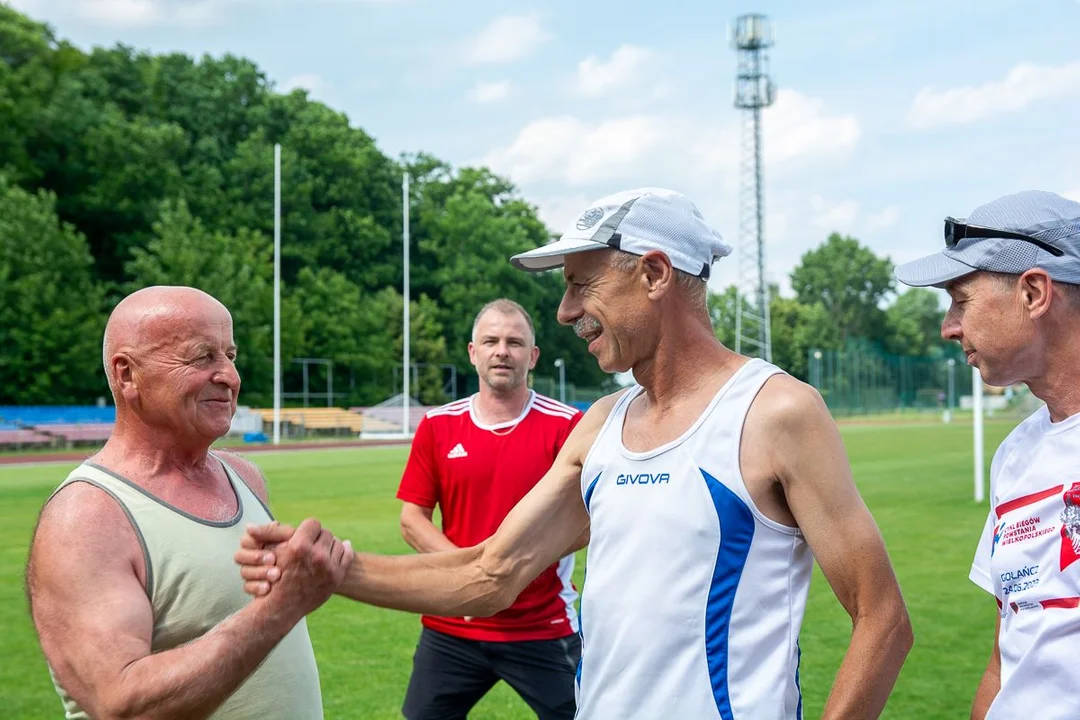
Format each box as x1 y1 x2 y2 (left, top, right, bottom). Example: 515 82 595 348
0 406 117 426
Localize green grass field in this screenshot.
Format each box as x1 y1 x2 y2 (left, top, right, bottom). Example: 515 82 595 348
0 419 1018 719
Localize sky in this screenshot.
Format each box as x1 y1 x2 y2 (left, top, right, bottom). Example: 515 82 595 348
8 0 1080 298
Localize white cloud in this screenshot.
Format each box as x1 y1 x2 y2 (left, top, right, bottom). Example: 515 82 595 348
483 89 863 292
77 0 163 26
576 45 655 97
72 0 223 27
807 196 901 237
469 80 512 104
697 89 861 172
866 205 901 231
765 90 862 166
810 195 860 232
4 0 44 14
531 193 595 235
282 74 335 103
484 89 859 196
482 115 669 186
908 59 1080 129
27 0 398 28
462 15 551 66
1062 188 1080 203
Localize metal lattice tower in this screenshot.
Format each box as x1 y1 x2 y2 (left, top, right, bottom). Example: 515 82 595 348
731 14 775 361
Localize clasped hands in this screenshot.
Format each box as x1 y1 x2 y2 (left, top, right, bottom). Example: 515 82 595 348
233 519 353 613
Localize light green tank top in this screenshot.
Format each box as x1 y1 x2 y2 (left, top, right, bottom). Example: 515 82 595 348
47 454 323 719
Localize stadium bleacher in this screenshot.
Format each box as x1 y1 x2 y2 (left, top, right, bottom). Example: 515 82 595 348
0 428 54 449
34 423 114 445
0 403 440 447
351 405 427 434
0 406 116 426
0 406 116 449
253 407 367 436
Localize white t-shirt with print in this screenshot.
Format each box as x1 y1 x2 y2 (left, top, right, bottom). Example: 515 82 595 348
970 405 1080 720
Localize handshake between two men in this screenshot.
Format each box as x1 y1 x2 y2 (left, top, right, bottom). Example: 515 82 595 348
235 520 354 604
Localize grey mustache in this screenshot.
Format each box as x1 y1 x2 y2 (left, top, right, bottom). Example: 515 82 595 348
575 317 601 337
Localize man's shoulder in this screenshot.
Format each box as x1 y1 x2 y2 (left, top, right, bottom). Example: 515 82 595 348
423 397 472 424
557 389 629 442
738 375 838 453
749 373 829 432
530 393 581 422
989 405 1054 473
33 478 141 569
1012 404 1052 439
40 477 127 529
214 449 270 504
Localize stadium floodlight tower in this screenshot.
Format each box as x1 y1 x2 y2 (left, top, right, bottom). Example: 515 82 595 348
732 13 776 362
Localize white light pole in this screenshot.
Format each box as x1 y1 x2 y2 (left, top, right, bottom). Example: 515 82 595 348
974 366 985 503
945 358 956 424
402 172 411 437
272 144 282 445
554 358 566 405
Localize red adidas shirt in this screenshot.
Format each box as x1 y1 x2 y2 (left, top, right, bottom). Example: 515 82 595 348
397 391 583 642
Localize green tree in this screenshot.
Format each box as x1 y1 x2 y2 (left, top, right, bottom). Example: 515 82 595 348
74 111 188 281
885 288 946 357
375 289 450 406
407 161 606 392
708 285 739 349
709 284 840 380
0 176 107 403
790 233 895 344
0 3 616 404
769 294 840 380
0 5 51 182
292 268 408 406
125 199 303 407
219 96 400 290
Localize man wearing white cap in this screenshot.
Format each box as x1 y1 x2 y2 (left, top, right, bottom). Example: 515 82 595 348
237 188 913 719
895 190 1080 720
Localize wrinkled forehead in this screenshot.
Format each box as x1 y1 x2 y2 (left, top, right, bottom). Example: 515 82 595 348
137 301 234 352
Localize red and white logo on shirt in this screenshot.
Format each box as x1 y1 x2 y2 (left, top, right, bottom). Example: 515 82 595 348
1059 483 1080 571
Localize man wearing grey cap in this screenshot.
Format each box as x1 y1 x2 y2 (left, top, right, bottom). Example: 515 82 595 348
896 190 1080 720
238 188 913 719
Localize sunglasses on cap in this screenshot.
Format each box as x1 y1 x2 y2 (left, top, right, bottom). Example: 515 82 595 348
944 217 1064 258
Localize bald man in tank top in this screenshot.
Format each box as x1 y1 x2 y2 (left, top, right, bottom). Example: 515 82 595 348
26 286 352 719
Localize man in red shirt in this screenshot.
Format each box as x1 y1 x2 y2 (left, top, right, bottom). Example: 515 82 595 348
396 298 586 720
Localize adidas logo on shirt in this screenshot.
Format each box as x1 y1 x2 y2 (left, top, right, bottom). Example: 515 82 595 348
447 443 468 459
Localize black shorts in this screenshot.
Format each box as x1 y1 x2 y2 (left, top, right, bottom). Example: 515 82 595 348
402 627 581 720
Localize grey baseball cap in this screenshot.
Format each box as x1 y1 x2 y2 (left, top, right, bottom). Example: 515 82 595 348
895 191 1080 288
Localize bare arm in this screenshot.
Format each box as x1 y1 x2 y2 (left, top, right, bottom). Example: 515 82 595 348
400 502 459 553
28 484 348 720
750 377 913 719
239 393 620 618
565 526 590 554
971 614 1001 720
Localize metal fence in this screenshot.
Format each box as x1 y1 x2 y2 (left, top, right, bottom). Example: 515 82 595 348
530 375 607 408
807 347 972 417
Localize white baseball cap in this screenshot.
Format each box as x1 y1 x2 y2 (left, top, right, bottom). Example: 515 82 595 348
510 188 732 279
